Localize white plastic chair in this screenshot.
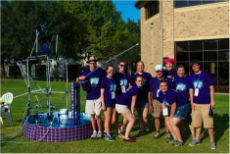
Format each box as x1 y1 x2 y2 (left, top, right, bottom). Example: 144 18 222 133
1 92 14 125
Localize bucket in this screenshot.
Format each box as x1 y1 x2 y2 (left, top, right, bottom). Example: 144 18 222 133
59 109 69 127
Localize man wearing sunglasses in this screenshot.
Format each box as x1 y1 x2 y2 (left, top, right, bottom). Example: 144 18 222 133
76 56 106 139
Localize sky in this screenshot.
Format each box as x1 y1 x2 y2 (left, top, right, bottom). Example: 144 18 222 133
112 0 140 23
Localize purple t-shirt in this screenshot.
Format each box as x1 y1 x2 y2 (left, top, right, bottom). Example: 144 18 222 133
163 69 177 77
101 77 117 107
191 71 214 104
131 72 152 99
114 72 130 96
158 89 177 107
173 75 191 107
79 68 106 100
149 77 172 100
116 84 139 106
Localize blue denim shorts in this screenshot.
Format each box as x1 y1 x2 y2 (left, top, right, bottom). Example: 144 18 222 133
135 98 149 108
174 103 189 120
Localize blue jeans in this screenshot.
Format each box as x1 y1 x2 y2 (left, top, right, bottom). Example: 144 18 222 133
174 103 189 120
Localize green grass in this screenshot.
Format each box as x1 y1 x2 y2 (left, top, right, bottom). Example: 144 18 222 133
1 79 229 153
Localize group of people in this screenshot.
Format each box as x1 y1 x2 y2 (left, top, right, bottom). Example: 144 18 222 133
75 56 216 150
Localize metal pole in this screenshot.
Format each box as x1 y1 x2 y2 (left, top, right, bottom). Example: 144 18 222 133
36 29 38 56
26 59 31 117
76 84 80 125
46 56 50 113
81 43 139 79
71 82 75 126
66 59 68 108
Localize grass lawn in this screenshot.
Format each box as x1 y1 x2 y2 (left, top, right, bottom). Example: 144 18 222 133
1 79 229 153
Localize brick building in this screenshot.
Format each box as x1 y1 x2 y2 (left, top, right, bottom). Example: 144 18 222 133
135 0 229 92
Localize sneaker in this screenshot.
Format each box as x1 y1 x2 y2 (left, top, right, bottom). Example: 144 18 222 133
105 135 115 141
210 141 216 150
167 138 176 144
97 131 103 139
174 141 184 146
123 137 135 142
189 138 200 146
165 132 172 140
154 131 160 139
91 131 97 139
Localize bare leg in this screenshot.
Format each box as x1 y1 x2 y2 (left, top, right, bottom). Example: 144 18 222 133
155 118 160 132
164 116 170 133
171 118 183 142
90 114 96 131
142 107 148 131
104 108 113 136
120 117 128 133
121 111 136 139
208 128 214 142
165 117 175 139
196 127 202 141
111 108 120 134
189 124 195 137
96 115 102 131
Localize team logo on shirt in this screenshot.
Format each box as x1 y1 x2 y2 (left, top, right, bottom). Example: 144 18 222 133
89 77 99 88
162 99 170 107
120 78 128 87
176 83 186 92
193 80 203 89
110 83 117 92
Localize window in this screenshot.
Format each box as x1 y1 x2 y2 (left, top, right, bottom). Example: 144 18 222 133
145 1 159 20
175 0 226 8
175 38 229 92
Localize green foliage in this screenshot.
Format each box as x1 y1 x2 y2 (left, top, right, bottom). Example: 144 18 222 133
1 1 140 65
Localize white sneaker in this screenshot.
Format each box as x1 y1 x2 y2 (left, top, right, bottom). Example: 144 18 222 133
91 130 97 139
97 131 102 139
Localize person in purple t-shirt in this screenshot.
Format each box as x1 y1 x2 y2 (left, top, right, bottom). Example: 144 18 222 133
158 80 177 144
76 57 106 139
113 61 131 137
101 65 117 141
189 60 216 150
148 64 172 139
131 61 152 136
169 65 192 146
116 76 143 142
163 58 177 81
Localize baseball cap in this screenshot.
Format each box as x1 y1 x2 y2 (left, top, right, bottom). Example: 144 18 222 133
155 64 163 72
88 56 97 63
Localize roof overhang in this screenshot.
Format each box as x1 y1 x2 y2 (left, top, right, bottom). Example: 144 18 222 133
134 0 150 9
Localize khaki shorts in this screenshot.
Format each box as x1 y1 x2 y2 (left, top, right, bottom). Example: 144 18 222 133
115 104 130 114
152 99 162 118
192 104 214 129
85 97 102 115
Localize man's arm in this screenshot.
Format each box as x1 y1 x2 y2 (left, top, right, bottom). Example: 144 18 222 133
210 85 215 108
189 88 195 110
170 102 176 119
148 92 153 112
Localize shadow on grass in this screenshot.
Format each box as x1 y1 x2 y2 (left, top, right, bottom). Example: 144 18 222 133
199 113 229 143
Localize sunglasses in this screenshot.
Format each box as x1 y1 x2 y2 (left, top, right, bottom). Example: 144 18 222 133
119 64 125 67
